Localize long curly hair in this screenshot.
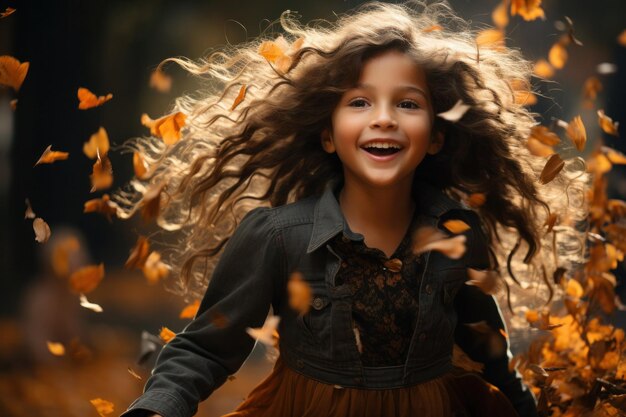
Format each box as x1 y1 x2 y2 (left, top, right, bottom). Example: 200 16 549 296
117 1 588 304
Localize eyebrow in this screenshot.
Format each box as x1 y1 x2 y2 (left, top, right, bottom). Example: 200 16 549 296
354 83 429 98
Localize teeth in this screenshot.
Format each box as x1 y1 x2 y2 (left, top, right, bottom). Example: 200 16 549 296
363 142 401 149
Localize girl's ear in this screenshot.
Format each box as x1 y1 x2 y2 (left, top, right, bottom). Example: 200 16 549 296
427 131 445 155
321 129 336 153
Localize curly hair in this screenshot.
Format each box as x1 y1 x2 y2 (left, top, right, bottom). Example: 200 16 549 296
116 1 588 304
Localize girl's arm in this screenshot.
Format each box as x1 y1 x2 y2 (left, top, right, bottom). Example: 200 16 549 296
121 207 285 417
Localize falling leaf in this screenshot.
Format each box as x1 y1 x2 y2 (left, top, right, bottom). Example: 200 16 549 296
125 236 150 269
34 145 69 166
466 193 486 208
558 116 586 151
443 219 470 234
562 16 583 46
79 293 103 313
437 99 470 122
179 300 200 319
492 2 509 29
353 327 363 353
597 62 618 75
133 152 148 179
246 315 280 347
533 59 554 78
230 85 247 111
257 36 304 73
412 226 467 259
526 138 555 157
0 7 16 18
566 279 584 299
90 398 114 417
466 268 500 294
46 341 65 356
83 127 110 159
618 30 626 47
476 29 505 49
9 99 17 110
597 110 619 136
510 79 537 106
583 76 603 103
69 263 105 294
548 43 568 69
530 126 561 146
127 367 143 380
141 112 186 145
539 153 565 184
33 217 51 243
52 236 80 277
510 0 545 21
90 150 113 192
422 25 443 33
77 87 112 110
159 327 176 343
0 55 29 91
149 68 171 93
142 251 170 284
24 198 36 219
83 194 120 222
140 182 166 222
287 272 312 316
603 147 626 165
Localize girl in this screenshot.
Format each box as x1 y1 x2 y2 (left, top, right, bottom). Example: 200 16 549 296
120 2 586 416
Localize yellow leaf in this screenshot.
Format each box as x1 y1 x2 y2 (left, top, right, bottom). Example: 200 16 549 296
34 145 69 166
603 146 626 165
597 110 619 136
142 251 170 284
83 194 119 222
83 127 110 159
179 300 200 319
476 29 505 49
47 341 65 356
90 398 114 417
548 43 568 69
562 116 587 151
492 2 509 29
527 138 555 157
33 217 51 243
69 263 105 294
141 112 186 145
510 0 545 21
0 55 29 91
566 279 584 299
78 87 112 110
149 68 171 93
90 151 113 192
443 219 471 234
533 59 554 78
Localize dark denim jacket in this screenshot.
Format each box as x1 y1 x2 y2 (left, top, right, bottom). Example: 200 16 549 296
123 181 537 417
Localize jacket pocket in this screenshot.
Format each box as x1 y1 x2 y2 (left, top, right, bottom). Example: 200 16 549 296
295 283 333 357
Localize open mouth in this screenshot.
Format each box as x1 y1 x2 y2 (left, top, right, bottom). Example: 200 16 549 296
361 142 403 156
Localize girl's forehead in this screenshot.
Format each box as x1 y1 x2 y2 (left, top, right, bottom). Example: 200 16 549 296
356 50 429 91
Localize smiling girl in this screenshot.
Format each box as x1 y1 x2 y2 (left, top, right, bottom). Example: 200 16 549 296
120 2 586 417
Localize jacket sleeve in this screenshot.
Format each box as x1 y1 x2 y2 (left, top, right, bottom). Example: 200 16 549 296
121 207 285 417
452 210 538 417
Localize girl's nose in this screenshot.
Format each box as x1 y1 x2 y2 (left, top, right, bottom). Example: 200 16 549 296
369 105 398 129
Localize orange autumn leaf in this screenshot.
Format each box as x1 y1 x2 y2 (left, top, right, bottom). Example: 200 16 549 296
90 398 114 417
603 146 626 165
142 251 170 284
443 219 470 234
246 315 280 347
618 29 626 47
84 194 120 222
492 2 509 29
149 68 171 93
422 25 443 33
533 59 554 78
0 7 16 18
51 236 80 277
141 182 166 222
412 226 467 259
548 43 568 70
466 268 500 294
566 279 584 299
597 110 619 136
287 272 312 316
77 87 112 110
0 55 29 91
179 300 200 319
24 198 36 219
69 263 105 294
33 217 51 243
159 327 176 343
467 193 486 208
9 99 17 110
141 112 186 145
437 99 471 122
530 126 561 146
559 116 587 151
583 76 602 102
47 341 65 356
230 85 247 111
83 127 110 159
510 0 545 21
90 151 113 192
539 153 565 184
124 236 150 270
133 152 149 179
257 36 304 73
476 29 505 49
526 138 555 157
34 145 69 166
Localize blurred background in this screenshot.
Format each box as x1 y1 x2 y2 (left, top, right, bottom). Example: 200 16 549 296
0 0 624 416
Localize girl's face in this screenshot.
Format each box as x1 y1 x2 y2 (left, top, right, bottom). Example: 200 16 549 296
322 50 443 192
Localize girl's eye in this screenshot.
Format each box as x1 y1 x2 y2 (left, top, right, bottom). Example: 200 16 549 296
398 100 419 109
348 98 369 108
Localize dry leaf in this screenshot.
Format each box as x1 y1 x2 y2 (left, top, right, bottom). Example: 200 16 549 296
51 236 80 277
597 110 619 136
142 251 170 284
353 327 363 353
141 112 186 145
83 194 119 222
83 127 110 159
526 138 555 157
443 219 470 234
149 68 171 93
133 152 148 179
159 327 176 343
583 76 603 102
466 268 500 294
287 272 312 316
33 217 51 243
179 300 200 319
412 226 467 259
257 36 304 73
510 79 537 106
467 193 486 208
476 29 505 49
78 87 112 110
47 341 65 356
530 126 561 146
548 43 568 70
533 59 554 78
437 99 471 122
69 263 105 294
127 367 142 380
0 7 16 18
34 145 69 166
90 150 113 192
90 398 114 417
539 153 565 184
0 55 29 91
566 279 584 299
79 293 103 313
618 30 626 47
559 116 587 151
246 315 280 347
510 0 545 21
603 147 626 165
24 198 36 219
125 236 150 270
492 2 509 29
140 182 166 222
422 25 443 33
230 85 247 111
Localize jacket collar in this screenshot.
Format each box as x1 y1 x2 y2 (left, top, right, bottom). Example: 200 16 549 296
306 179 465 254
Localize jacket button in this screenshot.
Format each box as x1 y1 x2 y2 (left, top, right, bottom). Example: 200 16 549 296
296 359 304 368
312 297 324 310
425 284 433 295
419 332 427 342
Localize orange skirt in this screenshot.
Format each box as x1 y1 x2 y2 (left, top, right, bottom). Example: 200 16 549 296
222 358 519 417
